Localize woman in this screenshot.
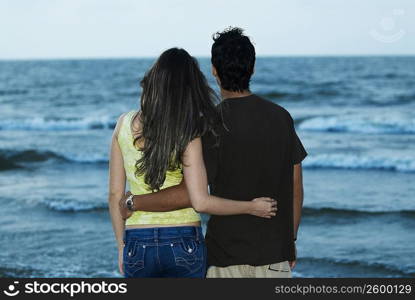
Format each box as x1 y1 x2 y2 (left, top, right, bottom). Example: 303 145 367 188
108 48 276 278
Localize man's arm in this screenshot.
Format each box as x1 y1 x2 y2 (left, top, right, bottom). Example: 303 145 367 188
132 179 191 212
289 163 304 270
119 178 192 219
293 163 304 240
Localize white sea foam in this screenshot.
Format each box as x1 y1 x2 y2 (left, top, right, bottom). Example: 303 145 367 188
299 115 415 134
62 152 108 163
303 153 415 172
3 148 414 173
0 116 115 131
41 198 108 212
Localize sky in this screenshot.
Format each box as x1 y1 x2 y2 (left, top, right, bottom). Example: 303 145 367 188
0 0 414 59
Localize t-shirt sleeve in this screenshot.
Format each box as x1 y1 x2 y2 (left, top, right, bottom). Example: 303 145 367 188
201 131 219 185
292 130 307 164
288 113 307 164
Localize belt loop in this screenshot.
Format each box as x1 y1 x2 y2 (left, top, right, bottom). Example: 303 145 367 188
154 228 158 242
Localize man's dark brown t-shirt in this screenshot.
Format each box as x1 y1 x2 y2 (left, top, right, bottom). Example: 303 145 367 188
202 94 307 267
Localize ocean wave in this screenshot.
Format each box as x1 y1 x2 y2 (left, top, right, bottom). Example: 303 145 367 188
259 89 340 101
0 89 28 96
300 257 415 277
62 153 108 163
0 150 61 170
299 115 415 134
361 72 409 80
41 198 108 212
303 153 415 172
259 91 295 99
0 157 21 171
303 207 415 217
3 148 415 173
0 266 37 278
0 149 63 162
0 149 108 168
0 116 116 131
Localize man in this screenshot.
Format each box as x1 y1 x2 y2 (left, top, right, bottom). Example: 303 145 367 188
119 27 307 278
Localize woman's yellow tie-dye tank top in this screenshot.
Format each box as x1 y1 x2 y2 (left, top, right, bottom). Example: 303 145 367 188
117 111 200 226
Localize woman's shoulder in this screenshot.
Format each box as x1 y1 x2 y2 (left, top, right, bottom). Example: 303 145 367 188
114 110 137 138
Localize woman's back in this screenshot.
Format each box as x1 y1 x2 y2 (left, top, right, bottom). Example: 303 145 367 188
117 110 200 226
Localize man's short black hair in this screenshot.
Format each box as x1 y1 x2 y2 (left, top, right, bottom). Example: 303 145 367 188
211 27 256 92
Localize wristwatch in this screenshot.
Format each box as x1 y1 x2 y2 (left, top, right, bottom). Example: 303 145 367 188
125 194 135 211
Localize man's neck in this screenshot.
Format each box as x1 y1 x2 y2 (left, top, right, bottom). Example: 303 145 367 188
220 89 252 100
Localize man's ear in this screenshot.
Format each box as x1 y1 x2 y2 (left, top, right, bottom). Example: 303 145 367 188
212 65 218 78
212 64 222 87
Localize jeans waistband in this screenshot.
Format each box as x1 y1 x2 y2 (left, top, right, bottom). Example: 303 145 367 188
124 226 203 242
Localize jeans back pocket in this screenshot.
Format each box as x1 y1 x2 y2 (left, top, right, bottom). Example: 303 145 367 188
123 240 146 276
170 237 205 273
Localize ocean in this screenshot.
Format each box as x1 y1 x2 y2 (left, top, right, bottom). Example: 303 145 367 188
0 57 414 278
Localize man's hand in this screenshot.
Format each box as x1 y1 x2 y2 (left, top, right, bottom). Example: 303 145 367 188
119 191 133 220
289 243 297 270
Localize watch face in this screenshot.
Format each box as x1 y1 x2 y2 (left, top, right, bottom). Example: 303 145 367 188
127 197 133 210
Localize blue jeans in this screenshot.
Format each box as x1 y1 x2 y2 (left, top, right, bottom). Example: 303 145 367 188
123 226 207 278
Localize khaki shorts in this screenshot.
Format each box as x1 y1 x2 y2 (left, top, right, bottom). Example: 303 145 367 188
206 261 292 278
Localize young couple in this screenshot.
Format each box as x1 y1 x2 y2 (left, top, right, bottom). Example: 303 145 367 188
108 27 307 278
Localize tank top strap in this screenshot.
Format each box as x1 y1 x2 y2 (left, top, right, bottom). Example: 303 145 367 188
118 110 137 144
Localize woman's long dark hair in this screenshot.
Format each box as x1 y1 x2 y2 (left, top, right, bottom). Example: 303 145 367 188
134 48 220 191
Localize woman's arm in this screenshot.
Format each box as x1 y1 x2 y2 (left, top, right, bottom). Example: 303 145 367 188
108 114 127 274
182 138 277 217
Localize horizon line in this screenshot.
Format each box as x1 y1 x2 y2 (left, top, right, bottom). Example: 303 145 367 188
1 53 415 62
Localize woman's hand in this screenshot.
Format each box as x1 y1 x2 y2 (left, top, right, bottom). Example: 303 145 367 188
118 246 124 276
250 197 277 218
